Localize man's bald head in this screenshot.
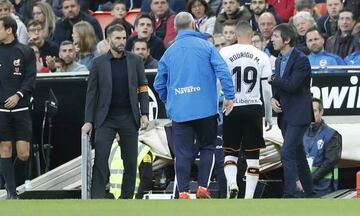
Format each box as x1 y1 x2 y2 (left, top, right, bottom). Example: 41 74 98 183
258 12 276 40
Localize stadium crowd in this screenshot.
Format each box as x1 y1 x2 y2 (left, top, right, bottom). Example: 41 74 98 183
0 0 360 71
0 0 349 199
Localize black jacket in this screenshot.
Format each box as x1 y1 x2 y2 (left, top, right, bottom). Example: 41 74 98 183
317 15 337 38
10 0 39 25
53 11 103 45
126 35 165 60
85 51 149 128
214 6 252 34
0 39 36 109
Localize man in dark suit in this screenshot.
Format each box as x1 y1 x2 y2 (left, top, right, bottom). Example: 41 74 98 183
268 24 314 198
81 24 149 199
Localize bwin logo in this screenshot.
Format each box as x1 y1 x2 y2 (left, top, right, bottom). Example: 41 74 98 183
175 86 201 95
311 76 360 109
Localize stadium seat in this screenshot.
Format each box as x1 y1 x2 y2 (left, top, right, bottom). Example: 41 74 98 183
124 8 141 26
315 3 327 17
92 11 114 34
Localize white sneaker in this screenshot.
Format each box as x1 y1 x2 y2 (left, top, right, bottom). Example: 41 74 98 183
228 183 239 199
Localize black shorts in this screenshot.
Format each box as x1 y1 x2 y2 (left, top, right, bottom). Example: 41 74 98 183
0 109 32 142
223 105 265 155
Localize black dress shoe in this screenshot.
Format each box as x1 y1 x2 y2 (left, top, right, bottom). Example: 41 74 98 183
6 193 19 200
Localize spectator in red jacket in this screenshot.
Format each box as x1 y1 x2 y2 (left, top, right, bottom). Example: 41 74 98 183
149 0 176 48
268 0 294 22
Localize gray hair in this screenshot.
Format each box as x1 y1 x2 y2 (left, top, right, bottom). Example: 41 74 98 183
174 12 194 31
293 11 316 27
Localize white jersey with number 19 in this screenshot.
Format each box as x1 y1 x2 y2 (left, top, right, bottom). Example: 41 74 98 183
220 44 272 107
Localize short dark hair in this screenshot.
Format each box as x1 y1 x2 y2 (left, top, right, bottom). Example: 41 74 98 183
272 24 296 47
223 19 237 28
339 8 355 21
132 38 149 50
0 16 17 37
304 27 324 41
62 0 79 6
60 40 74 47
312 97 323 111
112 0 126 9
150 0 169 3
106 24 126 37
104 18 127 38
187 0 214 17
27 19 43 29
134 13 155 29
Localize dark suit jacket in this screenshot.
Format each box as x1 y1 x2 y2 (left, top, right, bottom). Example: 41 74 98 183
272 48 314 127
84 51 149 129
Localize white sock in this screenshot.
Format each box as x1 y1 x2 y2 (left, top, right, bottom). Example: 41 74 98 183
245 159 259 199
224 156 238 188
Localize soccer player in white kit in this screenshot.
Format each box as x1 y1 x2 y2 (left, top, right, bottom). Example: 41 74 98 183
220 21 273 199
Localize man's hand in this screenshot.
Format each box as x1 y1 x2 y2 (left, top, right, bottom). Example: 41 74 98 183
268 74 275 84
223 99 234 116
271 98 282 113
265 120 273 131
4 94 20 109
36 57 44 72
45 56 56 71
140 115 149 130
82 122 93 136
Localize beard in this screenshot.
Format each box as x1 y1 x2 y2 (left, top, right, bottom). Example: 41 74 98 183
310 46 322 54
62 57 74 65
254 8 266 16
111 44 125 54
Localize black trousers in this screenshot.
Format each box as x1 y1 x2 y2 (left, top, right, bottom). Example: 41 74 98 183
91 110 139 199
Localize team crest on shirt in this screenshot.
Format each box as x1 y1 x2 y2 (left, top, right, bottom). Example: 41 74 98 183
317 139 324 150
319 59 327 67
13 59 21 75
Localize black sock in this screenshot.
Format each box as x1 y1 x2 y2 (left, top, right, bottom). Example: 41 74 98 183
13 158 29 186
1 158 17 195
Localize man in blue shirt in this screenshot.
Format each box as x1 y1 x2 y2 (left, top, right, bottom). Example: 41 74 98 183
345 50 360 65
305 27 346 73
154 12 235 199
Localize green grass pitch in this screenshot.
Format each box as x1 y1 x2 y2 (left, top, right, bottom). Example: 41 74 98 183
0 199 359 216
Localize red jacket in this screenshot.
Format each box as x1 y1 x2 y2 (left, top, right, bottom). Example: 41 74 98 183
268 0 295 23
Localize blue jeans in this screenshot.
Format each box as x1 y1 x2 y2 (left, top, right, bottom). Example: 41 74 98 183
280 121 314 198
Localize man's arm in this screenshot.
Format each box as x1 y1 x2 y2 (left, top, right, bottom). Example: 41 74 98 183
272 55 311 93
261 57 273 129
211 47 234 101
136 56 149 116
154 58 168 103
19 46 36 99
84 59 98 124
312 132 342 182
212 47 235 115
